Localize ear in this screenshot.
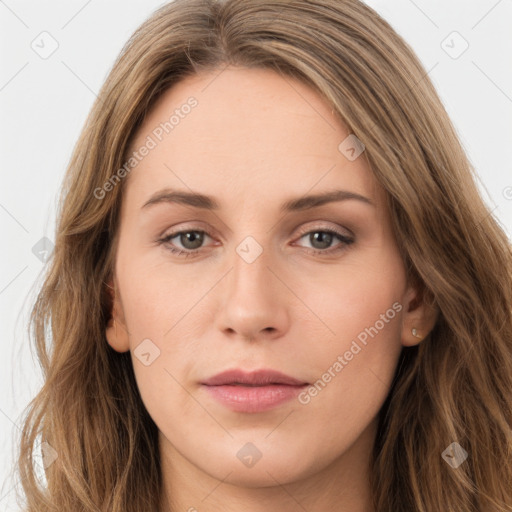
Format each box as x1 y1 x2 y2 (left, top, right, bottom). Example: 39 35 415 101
105 276 130 353
400 278 438 347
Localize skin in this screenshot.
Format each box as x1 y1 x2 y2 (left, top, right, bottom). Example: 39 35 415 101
105 66 437 512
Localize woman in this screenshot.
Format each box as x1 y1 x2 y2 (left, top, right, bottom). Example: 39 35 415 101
16 0 512 510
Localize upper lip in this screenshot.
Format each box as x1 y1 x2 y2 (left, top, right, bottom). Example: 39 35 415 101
201 369 308 386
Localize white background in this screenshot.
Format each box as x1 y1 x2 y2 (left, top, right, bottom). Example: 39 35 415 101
1 1 511 509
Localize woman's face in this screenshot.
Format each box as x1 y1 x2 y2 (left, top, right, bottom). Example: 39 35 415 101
106 66 425 490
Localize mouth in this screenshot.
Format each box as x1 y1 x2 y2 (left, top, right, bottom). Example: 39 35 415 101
201 369 309 413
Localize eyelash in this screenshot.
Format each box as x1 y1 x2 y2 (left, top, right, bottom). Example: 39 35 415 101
157 226 354 258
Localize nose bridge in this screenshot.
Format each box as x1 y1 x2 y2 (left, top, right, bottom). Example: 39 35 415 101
230 233 274 304
215 232 288 340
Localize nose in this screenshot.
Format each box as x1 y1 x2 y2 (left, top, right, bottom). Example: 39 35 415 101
214 241 290 343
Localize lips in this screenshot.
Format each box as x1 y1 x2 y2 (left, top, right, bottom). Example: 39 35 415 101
201 369 308 387
201 369 309 413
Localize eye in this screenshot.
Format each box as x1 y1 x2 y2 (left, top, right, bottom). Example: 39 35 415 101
157 226 355 258
294 227 354 255
158 230 212 257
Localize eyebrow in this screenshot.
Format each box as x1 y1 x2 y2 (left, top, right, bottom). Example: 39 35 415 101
141 188 374 212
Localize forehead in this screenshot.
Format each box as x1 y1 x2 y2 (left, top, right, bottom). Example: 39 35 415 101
123 66 382 213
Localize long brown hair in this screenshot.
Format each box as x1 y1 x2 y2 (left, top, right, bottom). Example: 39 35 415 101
15 0 512 510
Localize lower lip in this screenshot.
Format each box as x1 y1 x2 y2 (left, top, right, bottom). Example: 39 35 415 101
202 384 308 413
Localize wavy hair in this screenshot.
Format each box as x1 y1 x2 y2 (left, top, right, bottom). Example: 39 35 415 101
15 0 512 510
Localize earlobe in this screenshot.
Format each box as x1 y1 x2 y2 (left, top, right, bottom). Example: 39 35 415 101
405 326 424 346
411 327 422 340
104 278 131 353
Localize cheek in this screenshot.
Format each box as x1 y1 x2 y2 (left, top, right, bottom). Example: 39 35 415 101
294 256 405 415
117 258 205 341
299 252 405 347
292 305 403 466
121 270 214 392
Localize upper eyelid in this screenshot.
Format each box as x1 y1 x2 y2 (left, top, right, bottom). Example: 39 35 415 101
162 222 352 239
295 222 353 237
